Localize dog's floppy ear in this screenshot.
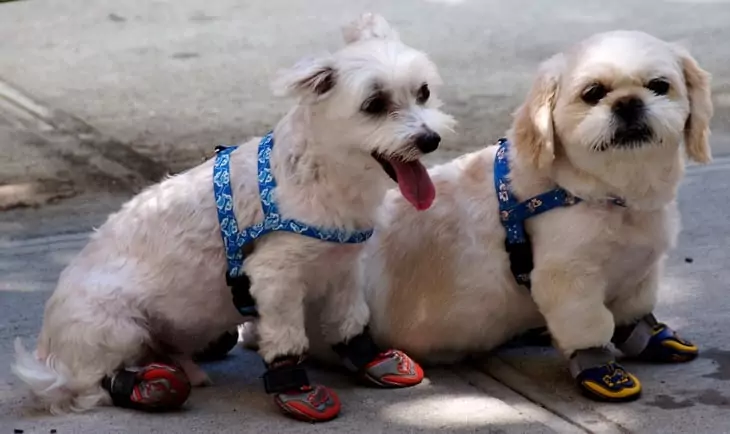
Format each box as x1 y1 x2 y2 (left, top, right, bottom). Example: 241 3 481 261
271 56 337 100
511 54 564 170
674 45 713 164
342 13 400 44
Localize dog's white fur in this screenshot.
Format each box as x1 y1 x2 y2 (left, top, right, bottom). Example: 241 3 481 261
354 31 713 364
12 13 455 414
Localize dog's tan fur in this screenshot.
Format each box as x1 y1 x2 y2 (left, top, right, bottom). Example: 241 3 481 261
359 30 712 364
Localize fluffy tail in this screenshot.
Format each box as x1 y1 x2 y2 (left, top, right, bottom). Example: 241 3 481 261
12 338 107 414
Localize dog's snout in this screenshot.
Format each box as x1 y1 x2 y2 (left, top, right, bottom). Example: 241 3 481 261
415 130 441 154
612 96 645 124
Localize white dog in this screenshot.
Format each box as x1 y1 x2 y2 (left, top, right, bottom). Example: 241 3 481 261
356 30 712 402
12 13 454 422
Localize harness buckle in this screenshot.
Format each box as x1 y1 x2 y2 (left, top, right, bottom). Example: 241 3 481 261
504 239 533 289
225 271 259 317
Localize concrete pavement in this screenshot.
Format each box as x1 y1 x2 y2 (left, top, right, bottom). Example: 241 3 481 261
3 0 730 432
2 0 730 173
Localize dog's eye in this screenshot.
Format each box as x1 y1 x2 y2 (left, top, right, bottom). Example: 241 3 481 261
416 83 430 104
646 78 670 96
362 94 388 115
581 83 608 105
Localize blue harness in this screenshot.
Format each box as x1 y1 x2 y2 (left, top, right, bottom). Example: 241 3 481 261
213 132 374 316
494 138 625 289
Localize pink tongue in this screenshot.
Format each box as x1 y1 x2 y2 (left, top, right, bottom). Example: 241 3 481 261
390 160 435 211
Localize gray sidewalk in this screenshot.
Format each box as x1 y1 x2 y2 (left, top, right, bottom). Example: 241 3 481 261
2 0 730 172
3 0 730 432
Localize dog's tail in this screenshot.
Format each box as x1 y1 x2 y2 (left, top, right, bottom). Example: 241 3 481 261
12 338 107 414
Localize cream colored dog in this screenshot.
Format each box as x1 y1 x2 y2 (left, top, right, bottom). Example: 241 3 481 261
12 13 454 418
357 30 712 401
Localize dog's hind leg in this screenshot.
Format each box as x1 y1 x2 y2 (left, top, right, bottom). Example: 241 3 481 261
172 356 212 387
14 301 157 413
14 297 192 414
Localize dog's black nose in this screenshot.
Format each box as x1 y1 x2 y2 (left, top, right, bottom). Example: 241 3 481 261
613 96 645 124
415 130 441 154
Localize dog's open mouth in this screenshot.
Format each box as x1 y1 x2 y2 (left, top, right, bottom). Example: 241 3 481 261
372 152 435 211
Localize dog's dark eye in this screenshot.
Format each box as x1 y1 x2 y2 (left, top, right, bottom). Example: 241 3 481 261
416 83 430 104
646 78 670 96
581 83 608 105
362 94 388 115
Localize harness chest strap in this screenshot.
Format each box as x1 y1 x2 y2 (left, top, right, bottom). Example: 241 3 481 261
493 138 626 289
212 132 374 317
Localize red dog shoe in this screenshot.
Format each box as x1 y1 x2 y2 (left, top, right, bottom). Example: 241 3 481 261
273 384 341 422
102 362 191 412
333 327 424 388
362 349 424 388
264 355 341 422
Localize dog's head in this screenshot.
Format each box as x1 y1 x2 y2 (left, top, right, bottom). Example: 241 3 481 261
511 30 712 190
272 13 455 211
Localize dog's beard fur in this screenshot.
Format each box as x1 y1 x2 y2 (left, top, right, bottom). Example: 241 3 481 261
570 92 687 154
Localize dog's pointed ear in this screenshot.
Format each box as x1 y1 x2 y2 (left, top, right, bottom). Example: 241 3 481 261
271 56 337 100
511 54 564 171
342 13 400 44
673 45 713 164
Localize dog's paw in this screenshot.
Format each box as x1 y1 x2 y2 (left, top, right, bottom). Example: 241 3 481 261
239 322 260 351
174 358 213 387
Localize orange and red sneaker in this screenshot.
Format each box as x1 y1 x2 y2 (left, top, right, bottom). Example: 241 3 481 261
263 355 341 422
362 349 424 388
273 384 341 422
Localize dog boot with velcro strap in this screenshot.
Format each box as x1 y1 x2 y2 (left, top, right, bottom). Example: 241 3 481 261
570 347 642 402
613 313 699 363
332 327 424 388
102 362 192 412
263 355 341 422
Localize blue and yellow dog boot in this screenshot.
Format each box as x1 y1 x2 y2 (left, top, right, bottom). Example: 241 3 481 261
569 347 642 402
613 313 699 363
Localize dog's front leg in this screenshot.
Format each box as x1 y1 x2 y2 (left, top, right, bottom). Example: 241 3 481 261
608 263 699 364
531 266 614 356
244 250 342 422
531 265 642 402
323 272 425 389
321 271 370 346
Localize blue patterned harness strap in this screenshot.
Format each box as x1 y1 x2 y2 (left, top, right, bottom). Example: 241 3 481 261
493 138 625 289
212 132 375 316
